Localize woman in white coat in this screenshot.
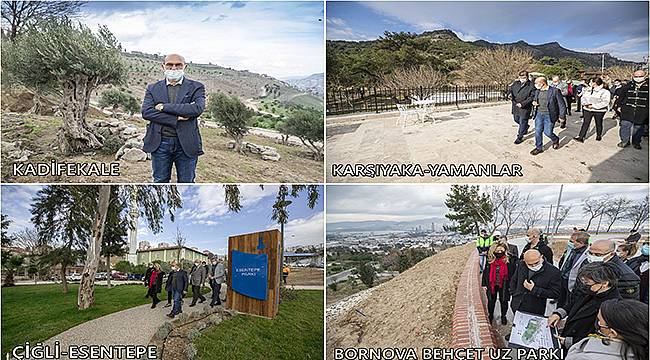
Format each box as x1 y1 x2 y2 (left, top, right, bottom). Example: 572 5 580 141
575 77 611 142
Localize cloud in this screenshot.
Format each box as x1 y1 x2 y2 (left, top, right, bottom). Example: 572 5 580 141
179 185 277 221
80 1 323 78
284 211 324 247
577 37 649 63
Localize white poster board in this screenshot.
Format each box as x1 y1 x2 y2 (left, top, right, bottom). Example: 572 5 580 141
508 311 559 349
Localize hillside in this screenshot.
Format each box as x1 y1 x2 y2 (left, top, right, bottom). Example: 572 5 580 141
284 73 325 98
92 51 323 110
326 243 473 358
327 29 638 88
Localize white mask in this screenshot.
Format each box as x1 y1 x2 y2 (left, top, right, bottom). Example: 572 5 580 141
587 252 610 263
528 260 543 272
633 77 646 83
534 84 542 90
165 69 185 82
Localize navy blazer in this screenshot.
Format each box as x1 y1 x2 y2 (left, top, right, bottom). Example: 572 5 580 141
141 78 206 157
533 86 567 123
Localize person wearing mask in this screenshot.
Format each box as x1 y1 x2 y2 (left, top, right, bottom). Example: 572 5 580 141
617 243 638 268
164 265 176 308
575 77 611 142
209 257 225 307
585 239 640 300
566 80 574 118
201 260 209 287
166 261 188 319
627 240 648 304
510 249 562 316
548 262 621 349
617 70 648 150
611 79 624 120
550 75 570 121
510 71 537 144
565 299 648 360
147 263 165 308
476 229 493 273
498 233 519 259
481 243 517 325
558 231 591 308
144 263 154 298
575 80 586 114
520 228 554 264
141 53 206 183
189 259 207 306
531 77 565 155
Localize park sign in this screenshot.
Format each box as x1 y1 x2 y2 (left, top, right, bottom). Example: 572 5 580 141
227 229 281 318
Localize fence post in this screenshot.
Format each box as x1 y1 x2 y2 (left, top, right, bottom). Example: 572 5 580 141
455 85 459 108
374 87 379 113
483 85 486 102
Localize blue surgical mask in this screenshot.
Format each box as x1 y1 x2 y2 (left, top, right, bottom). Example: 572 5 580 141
165 69 184 82
642 244 649 256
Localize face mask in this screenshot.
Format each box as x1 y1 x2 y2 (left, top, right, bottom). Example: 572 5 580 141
567 241 575 250
594 319 610 338
495 252 505 258
165 69 185 82
534 84 542 90
587 252 611 263
633 77 646 83
528 261 543 272
641 244 649 256
520 78 527 83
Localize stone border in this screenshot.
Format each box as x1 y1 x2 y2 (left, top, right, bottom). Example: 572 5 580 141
451 250 505 355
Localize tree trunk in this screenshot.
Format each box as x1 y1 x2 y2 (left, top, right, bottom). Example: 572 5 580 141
58 75 104 155
77 186 111 310
60 265 69 293
3 269 15 287
27 93 42 115
106 254 111 288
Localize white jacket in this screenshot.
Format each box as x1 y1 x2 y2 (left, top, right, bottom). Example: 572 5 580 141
582 86 611 112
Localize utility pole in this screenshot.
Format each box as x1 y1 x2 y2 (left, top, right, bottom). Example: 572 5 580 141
551 185 564 237
542 205 554 234
601 54 605 74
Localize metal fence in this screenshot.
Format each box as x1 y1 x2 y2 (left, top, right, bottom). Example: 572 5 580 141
326 85 509 115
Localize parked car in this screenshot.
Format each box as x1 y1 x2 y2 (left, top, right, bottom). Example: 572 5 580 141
111 272 127 280
66 273 81 282
127 273 143 281
94 272 108 281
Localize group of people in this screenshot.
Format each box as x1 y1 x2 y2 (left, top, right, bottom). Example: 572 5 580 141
475 228 649 360
143 257 226 319
509 69 649 155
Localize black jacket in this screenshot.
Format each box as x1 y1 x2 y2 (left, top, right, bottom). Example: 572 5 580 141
167 269 188 293
607 255 640 300
520 241 554 264
507 243 519 259
481 257 518 299
165 269 175 292
625 255 648 275
510 260 562 316
144 267 154 286
555 286 620 348
619 80 649 125
510 79 536 117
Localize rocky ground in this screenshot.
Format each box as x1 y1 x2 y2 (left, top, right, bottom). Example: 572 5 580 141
326 244 473 359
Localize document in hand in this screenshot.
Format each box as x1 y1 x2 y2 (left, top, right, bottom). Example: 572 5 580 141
508 311 560 349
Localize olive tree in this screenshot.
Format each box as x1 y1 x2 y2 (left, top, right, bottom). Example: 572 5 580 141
207 92 254 153
3 18 127 154
278 109 323 159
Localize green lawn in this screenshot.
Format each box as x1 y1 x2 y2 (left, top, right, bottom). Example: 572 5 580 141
194 290 324 360
1 283 208 355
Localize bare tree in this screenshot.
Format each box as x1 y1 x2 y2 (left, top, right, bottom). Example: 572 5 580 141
582 196 611 231
626 195 649 231
553 206 572 233
455 47 534 86
174 227 186 262
380 65 448 96
496 187 529 236
522 207 543 231
604 65 639 85
604 197 632 232
1 0 85 41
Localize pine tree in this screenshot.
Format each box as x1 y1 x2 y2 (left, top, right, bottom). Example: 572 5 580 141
444 185 493 235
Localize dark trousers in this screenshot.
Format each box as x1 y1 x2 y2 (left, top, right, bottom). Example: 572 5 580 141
558 279 569 309
575 96 581 112
147 287 160 304
513 113 529 139
486 285 509 322
565 96 572 115
151 136 198 183
166 290 173 304
191 284 206 305
619 120 645 145
579 110 605 139
210 281 222 305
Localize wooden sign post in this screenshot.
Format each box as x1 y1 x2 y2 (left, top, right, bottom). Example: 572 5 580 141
226 229 281 318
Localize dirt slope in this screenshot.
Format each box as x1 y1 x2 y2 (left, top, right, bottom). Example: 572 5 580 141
326 244 473 358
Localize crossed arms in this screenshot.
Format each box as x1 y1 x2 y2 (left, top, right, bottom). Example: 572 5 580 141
141 84 206 128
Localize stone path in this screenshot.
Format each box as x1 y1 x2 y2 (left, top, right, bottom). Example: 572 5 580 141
326 103 648 183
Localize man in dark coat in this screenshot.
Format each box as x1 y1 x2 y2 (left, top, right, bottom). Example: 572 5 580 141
143 263 154 298
548 262 621 349
586 239 640 300
510 71 536 144
530 77 566 155
189 259 207 306
510 249 562 316
164 267 176 308
520 228 554 264
617 70 648 150
167 261 188 319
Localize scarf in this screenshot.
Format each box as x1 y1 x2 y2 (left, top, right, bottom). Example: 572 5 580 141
149 270 158 288
489 258 509 294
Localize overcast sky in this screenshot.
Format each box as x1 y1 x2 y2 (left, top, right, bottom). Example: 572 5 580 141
327 1 649 62
2 185 324 255
81 1 324 78
327 184 648 228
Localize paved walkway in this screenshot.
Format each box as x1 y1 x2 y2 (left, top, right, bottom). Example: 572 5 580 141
326 103 648 183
